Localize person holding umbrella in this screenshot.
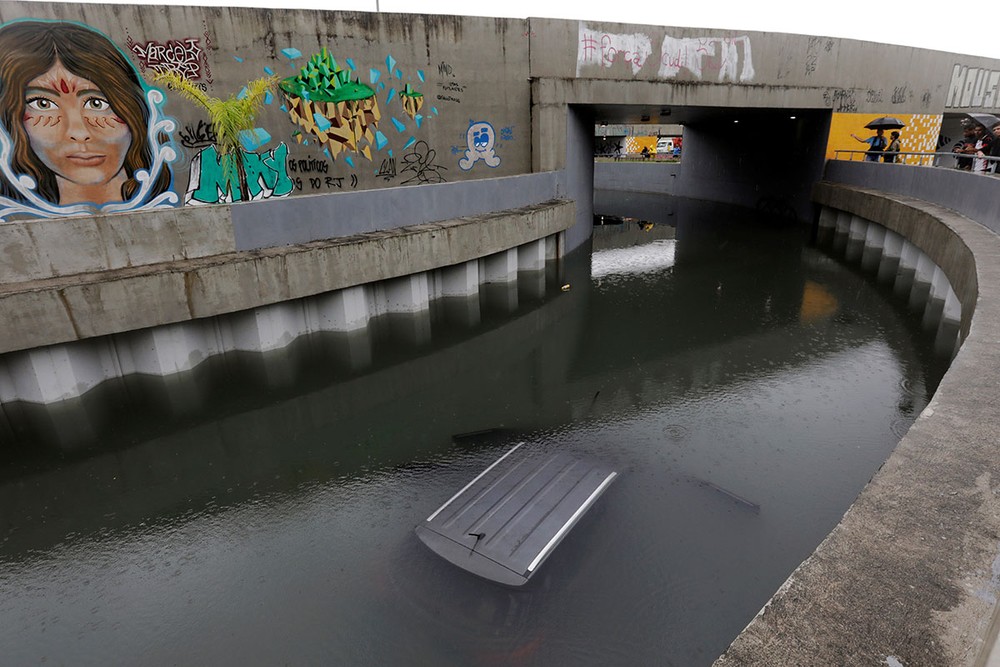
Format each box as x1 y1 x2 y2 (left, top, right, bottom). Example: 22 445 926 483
851 117 905 162
851 128 887 161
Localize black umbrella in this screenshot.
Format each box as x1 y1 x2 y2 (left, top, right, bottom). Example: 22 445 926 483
966 112 1000 133
864 117 906 130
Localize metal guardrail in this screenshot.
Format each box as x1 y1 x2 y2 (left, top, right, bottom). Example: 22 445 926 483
833 149 1000 173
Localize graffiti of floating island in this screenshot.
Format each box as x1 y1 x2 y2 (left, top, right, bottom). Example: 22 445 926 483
400 83 423 119
280 48 382 161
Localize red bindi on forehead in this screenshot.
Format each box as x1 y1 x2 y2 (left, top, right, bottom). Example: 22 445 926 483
30 65 92 94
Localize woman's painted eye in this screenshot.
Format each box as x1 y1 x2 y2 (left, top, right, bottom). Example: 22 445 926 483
84 97 111 112
25 97 57 111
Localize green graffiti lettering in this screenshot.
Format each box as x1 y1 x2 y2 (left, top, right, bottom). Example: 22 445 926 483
247 143 293 197
189 145 237 203
186 143 293 205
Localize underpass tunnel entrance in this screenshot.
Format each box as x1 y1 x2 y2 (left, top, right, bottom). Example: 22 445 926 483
588 105 833 224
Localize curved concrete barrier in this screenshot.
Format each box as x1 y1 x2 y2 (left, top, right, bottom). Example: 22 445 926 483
717 180 1000 666
0 199 574 403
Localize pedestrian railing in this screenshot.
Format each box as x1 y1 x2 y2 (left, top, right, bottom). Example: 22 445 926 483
833 149 1000 173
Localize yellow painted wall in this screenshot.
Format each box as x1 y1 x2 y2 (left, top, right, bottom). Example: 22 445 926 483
625 136 658 154
826 113 942 164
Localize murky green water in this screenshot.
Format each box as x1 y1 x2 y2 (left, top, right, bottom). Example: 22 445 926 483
0 195 950 666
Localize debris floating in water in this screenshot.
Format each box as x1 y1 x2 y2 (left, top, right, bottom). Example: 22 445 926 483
694 477 761 513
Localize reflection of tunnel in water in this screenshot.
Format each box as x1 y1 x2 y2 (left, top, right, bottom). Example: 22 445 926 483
0 195 952 667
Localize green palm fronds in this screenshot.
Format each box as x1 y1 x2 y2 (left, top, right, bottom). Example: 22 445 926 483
152 69 278 199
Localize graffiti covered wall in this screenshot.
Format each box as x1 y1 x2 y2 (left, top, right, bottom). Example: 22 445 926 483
0 5 530 220
576 24 755 83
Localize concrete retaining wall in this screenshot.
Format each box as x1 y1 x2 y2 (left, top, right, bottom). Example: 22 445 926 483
0 172 565 284
717 170 1000 666
824 160 1000 236
0 198 573 402
0 198 573 355
593 161 679 194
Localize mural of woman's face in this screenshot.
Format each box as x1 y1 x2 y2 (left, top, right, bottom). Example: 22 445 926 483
22 60 131 202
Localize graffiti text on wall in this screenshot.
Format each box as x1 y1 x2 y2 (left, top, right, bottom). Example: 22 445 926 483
659 35 754 82
186 143 292 205
823 88 858 113
0 20 177 221
179 120 218 149
945 65 1000 109
128 35 213 86
577 24 755 83
578 28 652 75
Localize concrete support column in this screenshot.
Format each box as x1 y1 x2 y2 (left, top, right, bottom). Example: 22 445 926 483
847 215 868 241
546 233 563 261
894 240 922 299
898 240 921 271
441 261 480 297
381 273 431 313
883 229 904 259
908 252 936 312
5 343 113 404
483 248 518 284
921 266 951 331
311 285 371 332
942 286 962 325
124 321 212 375
845 215 869 262
817 207 838 232
835 210 852 235
861 223 887 272
517 239 547 272
832 210 852 253
817 206 838 245
928 266 952 302
914 252 936 285
877 229 904 285
227 301 307 352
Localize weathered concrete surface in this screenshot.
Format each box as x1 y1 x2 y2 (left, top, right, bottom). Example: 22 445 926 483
0 199 573 355
593 161 680 195
716 183 1000 666
0 205 235 283
528 17 1000 112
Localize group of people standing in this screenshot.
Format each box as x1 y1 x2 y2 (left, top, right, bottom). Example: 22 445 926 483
850 128 903 163
953 120 1000 173
850 118 1000 173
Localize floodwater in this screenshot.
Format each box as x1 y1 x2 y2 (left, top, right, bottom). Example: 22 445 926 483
0 193 951 666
